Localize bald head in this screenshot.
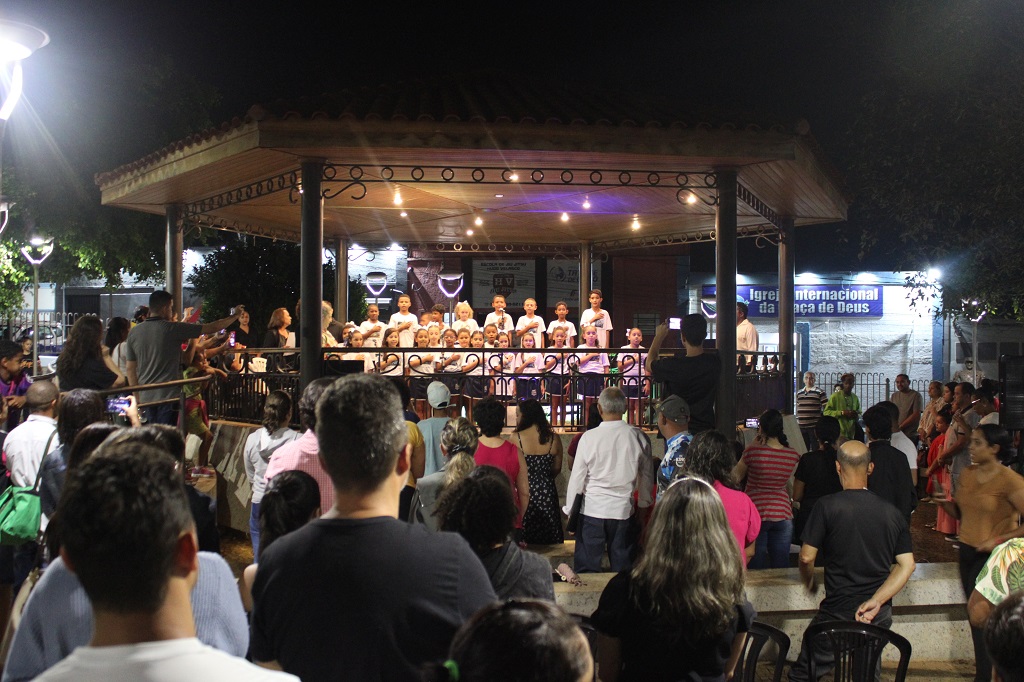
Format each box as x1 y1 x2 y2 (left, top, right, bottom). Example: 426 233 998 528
838 440 871 469
26 381 59 413
836 440 872 489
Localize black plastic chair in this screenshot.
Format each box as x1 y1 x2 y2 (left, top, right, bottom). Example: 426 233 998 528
734 621 790 682
805 620 912 682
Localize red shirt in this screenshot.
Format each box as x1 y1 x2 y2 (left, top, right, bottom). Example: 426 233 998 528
742 444 799 521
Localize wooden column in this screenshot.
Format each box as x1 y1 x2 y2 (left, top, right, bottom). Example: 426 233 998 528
779 217 796 413
300 160 325 392
164 205 183 315
715 169 738 432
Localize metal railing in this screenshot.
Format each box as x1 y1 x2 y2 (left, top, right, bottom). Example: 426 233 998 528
11 347 795 433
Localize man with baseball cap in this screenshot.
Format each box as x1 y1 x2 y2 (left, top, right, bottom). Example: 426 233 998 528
419 381 452 476
655 395 692 500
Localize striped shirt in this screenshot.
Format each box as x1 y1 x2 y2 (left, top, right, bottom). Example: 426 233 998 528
742 444 800 521
795 387 827 428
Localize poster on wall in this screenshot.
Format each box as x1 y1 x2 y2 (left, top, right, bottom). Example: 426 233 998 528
546 259 579 308
472 260 536 310
701 284 884 318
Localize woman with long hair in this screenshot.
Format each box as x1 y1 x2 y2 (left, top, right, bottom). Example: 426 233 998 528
263 307 295 371
243 390 300 556
592 478 752 681
241 470 321 612
56 316 127 391
103 317 131 378
411 417 478 530
436 466 554 600
514 399 563 545
732 408 800 569
685 430 761 564
792 415 843 545
933 423 1024 682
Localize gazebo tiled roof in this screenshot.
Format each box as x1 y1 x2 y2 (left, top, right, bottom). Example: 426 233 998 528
96 72 848 249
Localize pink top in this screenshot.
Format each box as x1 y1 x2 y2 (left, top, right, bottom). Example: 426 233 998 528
474 440 523 525
741 444 800 521
713 480 762 563
264 429 335 514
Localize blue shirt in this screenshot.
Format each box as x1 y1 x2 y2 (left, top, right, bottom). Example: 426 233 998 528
657 431 692 500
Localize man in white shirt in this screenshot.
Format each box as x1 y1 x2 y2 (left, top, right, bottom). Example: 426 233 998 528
35 441 295 682
736 302 759 369
1 381 61 593
974 386 999 425
563 386 654 572
2 381 60 489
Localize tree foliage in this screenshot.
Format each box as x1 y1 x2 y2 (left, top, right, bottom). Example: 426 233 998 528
187 238 366 330
845 2 1024 319
0 50 223 317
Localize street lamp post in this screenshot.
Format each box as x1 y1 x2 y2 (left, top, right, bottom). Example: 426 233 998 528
21 236 53 373
0 20 49 236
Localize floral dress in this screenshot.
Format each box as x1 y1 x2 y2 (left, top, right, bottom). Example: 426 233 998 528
518 432 563 544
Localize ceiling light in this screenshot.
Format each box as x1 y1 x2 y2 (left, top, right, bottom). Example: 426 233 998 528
393 188 403 206
582 197 591 210
686 192 698 205
466 229 474 236
474 216 483 226
561 212 570 222
509 172 519 182
494 193 504 198
399 210 408 218
631 215 641 231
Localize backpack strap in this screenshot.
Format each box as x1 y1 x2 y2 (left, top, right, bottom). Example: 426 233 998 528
31 429 58 494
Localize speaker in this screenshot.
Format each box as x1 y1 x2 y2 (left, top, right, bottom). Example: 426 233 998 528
1000 355 1024 430
322 358 366 377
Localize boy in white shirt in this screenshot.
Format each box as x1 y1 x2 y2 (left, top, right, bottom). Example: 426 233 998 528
515 298 545 349
545 301 577 347
482 323 499 348
579 289 612 348
387 295 418 347
483 295 512 336
358 304 384 348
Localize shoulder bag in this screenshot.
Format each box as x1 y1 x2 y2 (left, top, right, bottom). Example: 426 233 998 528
0 429 57 546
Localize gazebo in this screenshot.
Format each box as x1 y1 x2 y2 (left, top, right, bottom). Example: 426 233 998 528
95 75 848 430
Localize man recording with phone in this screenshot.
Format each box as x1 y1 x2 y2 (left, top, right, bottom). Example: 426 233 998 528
646 314 721 433
126 291 239 426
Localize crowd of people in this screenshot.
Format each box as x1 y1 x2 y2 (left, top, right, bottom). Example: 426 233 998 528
2 290 1024 681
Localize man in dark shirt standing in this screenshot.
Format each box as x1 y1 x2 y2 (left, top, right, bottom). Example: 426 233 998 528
788 440 916 682
645 314 721 433
125 290 238 425
250 373 496 680
863 404 917 524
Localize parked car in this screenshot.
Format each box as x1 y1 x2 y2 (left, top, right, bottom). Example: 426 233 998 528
15 325 65 353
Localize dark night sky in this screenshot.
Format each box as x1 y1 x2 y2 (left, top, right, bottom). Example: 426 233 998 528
2 1 1018 273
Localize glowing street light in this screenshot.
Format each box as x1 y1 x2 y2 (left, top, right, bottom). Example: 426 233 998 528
21 235 54 373
0 20 49 237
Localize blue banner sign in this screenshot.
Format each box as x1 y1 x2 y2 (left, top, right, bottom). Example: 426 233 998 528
701 285 884 318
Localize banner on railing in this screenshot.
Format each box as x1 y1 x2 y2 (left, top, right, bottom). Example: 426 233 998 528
702 285 884 318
